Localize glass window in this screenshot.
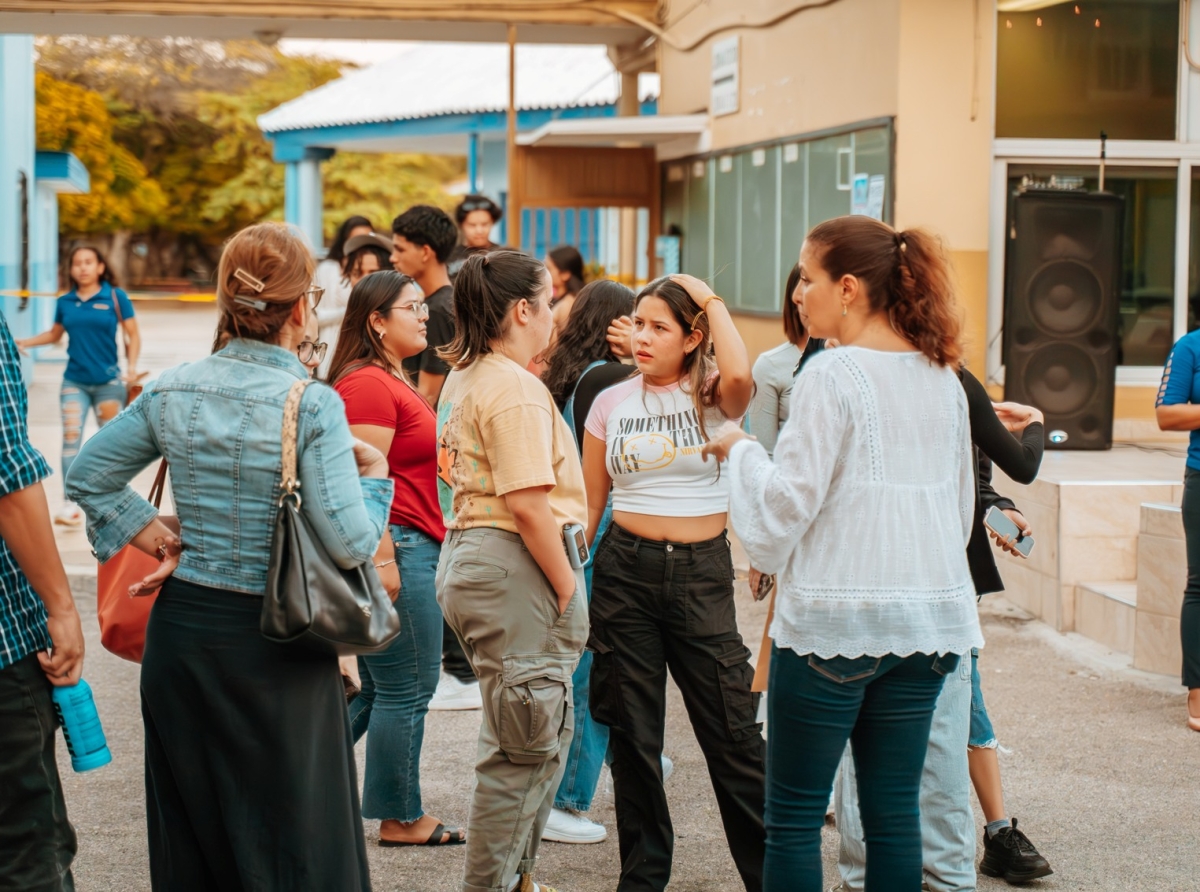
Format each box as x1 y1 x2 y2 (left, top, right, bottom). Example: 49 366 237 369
738 148 779 312
684 159 711 280
1005 165 1177 366
996 0 1179 140
780 141 809 271
713 154 740 300
665 123 892 312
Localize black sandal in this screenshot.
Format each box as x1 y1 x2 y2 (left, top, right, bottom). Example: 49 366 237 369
378 822 466 847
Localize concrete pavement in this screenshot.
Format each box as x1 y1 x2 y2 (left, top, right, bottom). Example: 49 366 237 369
23 303 1200 891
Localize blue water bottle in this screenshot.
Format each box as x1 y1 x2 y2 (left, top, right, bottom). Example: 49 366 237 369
50 679 113 772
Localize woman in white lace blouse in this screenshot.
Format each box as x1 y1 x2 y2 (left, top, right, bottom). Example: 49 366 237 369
703 215 983 892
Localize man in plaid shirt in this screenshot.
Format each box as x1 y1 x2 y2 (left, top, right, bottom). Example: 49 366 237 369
0 312 84 892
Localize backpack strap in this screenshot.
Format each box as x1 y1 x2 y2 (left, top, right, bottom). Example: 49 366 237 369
562 360 609 444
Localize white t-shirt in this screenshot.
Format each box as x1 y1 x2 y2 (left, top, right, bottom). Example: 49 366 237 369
584 375 732 518
728 347 982 659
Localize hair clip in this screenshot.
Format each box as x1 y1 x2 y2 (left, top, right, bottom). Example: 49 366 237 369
233 295 268 311
233 268 266 293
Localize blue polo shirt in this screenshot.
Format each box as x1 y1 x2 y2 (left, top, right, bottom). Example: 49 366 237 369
1158 329 1200 472
54 282 135 385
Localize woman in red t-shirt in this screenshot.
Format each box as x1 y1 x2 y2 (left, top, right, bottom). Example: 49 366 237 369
328 271 462 848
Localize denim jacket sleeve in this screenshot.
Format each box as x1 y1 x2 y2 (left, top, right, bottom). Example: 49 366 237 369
64 398 162 562
296 385 394 567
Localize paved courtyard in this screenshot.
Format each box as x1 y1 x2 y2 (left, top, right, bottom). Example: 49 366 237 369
24 303 1200 891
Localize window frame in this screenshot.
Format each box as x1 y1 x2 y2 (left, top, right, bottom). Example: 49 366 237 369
660 115 896 316
986 140 1196 386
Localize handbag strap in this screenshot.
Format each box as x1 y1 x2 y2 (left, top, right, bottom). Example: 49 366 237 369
280 379 313 502
148 459 168 509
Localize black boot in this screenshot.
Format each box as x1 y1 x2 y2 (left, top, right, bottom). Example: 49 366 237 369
979 817 1053 884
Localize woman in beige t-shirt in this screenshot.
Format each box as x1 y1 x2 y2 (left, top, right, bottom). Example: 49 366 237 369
434 250 588 892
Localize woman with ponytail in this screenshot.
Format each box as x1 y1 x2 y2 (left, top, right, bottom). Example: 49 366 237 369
701 216 982 892
434 250 589 892
65 223 392 890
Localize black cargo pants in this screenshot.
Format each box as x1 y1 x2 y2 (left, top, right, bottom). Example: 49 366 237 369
588 523 766 892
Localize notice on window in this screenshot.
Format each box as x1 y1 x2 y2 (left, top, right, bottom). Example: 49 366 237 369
867 175 886 220
711 36 739 117
851 174 870 216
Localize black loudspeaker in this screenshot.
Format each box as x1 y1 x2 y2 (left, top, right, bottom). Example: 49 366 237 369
1003 191 1124 450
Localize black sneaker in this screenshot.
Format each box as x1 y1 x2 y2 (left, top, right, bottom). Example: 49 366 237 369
979 818 1053 884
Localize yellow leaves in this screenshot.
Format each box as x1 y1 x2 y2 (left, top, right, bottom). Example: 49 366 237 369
35 71 167 232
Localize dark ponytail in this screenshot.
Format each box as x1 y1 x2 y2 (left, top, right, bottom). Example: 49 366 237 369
440 250 548 369
805 216 963 368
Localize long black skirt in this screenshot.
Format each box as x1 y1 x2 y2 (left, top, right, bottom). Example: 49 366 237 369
141 577 371 891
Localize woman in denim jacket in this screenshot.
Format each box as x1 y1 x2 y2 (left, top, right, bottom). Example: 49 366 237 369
66 223 394 892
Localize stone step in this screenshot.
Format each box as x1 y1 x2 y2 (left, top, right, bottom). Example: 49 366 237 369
1075 581 1138 655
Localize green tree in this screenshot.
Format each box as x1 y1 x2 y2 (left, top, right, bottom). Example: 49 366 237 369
34 71 167 232
35 37 465 279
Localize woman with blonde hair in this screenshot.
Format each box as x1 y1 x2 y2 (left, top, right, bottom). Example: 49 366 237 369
66 222 393 891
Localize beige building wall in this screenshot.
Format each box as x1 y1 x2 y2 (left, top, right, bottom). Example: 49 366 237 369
657 0 1151 426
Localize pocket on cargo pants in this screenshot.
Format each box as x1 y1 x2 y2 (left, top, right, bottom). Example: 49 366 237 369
497 653 576 764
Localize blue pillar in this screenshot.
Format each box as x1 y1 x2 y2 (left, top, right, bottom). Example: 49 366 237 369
284 161 301 228
280 147 334 254
468 133 480 194
0 34 35 359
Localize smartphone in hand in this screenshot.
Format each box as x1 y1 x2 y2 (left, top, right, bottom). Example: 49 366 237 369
983 506 1034 558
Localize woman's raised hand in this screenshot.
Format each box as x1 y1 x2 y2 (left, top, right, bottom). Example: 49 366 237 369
607 315 634 358
701 420 753 464
669 274 718 308
991 401 1044 433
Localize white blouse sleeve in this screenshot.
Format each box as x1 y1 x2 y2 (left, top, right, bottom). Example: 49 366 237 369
957 398 975 547
728 360 850 575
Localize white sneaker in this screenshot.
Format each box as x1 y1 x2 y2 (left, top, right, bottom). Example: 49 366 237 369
541 807 607 844
54 502 83 527
427 672 483 711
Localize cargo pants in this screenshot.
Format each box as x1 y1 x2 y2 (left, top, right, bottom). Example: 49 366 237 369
437 528 588 892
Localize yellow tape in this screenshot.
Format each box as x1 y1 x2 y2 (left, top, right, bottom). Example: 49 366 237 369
0 290 216 302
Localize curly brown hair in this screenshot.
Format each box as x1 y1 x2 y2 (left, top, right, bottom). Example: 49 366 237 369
805 216 963 368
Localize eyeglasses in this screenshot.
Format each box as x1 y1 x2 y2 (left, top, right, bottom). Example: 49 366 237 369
305 286 324 309
386 301 430 322
296 340 327 364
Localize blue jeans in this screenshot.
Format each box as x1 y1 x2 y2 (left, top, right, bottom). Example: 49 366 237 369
349 525 443 821
60 378 125 480
836 650 975 892
553 502 612 812
765 646 957 892
968 650 996 749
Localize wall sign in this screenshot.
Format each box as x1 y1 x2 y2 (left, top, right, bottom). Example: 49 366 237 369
711 35 739 117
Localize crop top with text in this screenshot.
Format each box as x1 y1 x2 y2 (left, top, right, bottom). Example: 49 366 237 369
584 375 733 518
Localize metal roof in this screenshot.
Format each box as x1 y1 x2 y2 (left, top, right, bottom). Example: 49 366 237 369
258 43 659 135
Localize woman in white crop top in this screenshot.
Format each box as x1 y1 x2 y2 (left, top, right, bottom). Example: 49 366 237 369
581 274 767 891
702 216 983 892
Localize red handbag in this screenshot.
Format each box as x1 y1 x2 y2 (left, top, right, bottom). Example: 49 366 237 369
96 460 167 663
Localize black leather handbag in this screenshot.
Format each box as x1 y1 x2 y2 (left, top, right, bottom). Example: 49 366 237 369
260 379 400 656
